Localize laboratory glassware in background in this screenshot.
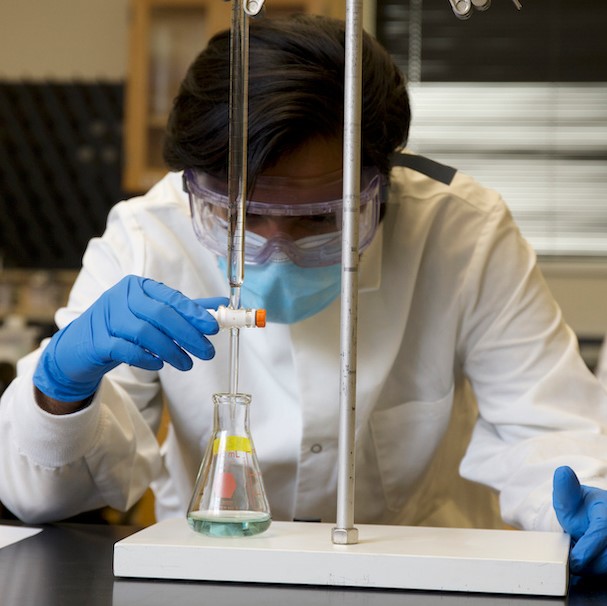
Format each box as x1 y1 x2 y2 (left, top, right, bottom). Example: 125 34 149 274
187 392 271 537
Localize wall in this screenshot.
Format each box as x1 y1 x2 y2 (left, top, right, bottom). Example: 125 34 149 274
540 261 607 339
0 0 368 80
0 0 129 79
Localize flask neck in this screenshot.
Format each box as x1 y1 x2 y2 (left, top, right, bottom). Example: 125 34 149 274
213 393 251 434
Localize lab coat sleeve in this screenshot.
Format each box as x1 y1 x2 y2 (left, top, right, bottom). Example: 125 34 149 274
457 200 607 532
0 201 164 523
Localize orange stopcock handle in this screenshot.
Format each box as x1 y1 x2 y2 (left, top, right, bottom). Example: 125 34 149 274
254 309 266 328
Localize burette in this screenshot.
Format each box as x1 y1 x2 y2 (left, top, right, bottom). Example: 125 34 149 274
225 0 265 394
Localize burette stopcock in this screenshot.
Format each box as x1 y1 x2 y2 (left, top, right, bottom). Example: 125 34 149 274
209 306 266 329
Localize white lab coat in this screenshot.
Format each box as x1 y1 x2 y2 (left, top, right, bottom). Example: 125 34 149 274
2 159 607 529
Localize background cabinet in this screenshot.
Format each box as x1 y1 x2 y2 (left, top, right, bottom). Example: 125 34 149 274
123 0 345 192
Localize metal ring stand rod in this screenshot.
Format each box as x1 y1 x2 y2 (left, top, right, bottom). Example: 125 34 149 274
332 0 363 546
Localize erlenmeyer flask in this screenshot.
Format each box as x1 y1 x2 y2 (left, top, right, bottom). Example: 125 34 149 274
187 392 271 537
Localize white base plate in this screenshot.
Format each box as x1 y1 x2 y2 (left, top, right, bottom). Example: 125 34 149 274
113 519 570 596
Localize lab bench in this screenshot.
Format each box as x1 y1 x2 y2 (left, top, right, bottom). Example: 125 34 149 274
0 520 605 606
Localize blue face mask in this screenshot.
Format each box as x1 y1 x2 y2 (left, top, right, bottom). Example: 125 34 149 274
217 257 341 324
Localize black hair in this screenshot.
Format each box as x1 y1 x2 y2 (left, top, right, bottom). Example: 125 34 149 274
163 14 410 183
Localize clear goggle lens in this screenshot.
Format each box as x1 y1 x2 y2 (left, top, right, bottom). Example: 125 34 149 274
184 168 383 267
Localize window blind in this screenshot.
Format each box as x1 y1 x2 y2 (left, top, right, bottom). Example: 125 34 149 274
407 83 607 256
377 0 607 257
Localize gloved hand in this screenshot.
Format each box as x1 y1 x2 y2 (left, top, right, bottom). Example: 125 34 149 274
553 465 607 576
34 275 228 402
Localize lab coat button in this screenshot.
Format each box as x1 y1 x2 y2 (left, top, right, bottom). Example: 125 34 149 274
310 443 322 453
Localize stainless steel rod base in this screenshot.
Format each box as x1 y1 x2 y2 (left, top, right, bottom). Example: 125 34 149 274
331 526 359 545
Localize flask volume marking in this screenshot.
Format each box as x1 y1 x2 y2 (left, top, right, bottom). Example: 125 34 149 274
213 435 252 454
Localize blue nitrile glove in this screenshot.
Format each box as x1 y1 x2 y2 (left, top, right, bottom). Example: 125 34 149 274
33 275 228 402
553 465 607 576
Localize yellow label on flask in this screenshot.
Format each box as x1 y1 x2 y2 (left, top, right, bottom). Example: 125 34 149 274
213 435 252 455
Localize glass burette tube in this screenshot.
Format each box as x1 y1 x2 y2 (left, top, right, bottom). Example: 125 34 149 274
226 0 249 395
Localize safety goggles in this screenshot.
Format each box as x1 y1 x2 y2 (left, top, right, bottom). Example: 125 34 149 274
183 167 383 267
